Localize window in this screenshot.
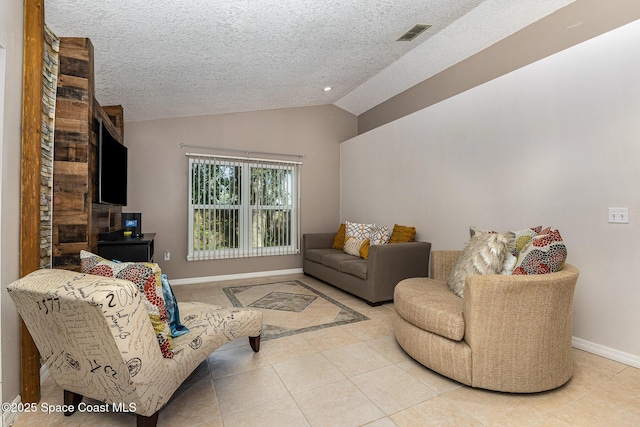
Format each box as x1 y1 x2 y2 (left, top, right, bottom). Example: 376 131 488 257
188 155 300 260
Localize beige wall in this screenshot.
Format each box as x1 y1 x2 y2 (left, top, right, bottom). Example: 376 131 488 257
358 0 640 134
1 0 24 403
124 105 356 280
341 19 640 361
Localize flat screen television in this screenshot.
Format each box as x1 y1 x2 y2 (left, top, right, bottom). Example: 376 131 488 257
98 117 128 206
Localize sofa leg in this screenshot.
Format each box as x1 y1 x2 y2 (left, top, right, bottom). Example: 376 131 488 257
249 335 261 352
63 390 83 416
367 301 383 307
137 411 159 427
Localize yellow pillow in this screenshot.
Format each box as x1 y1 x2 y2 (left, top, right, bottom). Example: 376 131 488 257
332 223 346 250
389 224 416 243
359 239 370 259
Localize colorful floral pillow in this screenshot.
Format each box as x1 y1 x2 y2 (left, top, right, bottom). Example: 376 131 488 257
370 225 390 245
80 250 174 358
346 221 376 241
513 228 567 275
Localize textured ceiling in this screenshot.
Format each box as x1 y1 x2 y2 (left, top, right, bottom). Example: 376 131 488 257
45 0 575 122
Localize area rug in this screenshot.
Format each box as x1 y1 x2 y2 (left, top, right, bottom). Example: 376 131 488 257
222 280 369 341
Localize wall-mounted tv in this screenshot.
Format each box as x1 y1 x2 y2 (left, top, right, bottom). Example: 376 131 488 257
98 117 128 206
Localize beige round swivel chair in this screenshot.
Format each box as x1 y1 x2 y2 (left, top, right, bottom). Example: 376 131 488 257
394 250 579 393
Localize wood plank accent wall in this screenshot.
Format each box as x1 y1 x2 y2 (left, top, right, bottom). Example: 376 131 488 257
103 104 124 138
52 38 123 270
52 37 94 270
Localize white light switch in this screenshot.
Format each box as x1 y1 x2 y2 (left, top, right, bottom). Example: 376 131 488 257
608 207 629 224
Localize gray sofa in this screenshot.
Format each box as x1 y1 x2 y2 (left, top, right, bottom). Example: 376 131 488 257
303 233 431 306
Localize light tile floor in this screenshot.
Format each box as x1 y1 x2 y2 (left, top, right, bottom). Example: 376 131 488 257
12 273 640 427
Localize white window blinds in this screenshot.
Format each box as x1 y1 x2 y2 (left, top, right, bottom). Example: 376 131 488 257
188 154 300 261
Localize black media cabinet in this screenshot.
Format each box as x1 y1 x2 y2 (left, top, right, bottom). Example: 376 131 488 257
97 233 155 263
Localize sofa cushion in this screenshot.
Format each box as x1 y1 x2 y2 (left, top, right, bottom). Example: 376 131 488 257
340 258 368 280
306 248 356 271
306 247 368 280
394 278 465 341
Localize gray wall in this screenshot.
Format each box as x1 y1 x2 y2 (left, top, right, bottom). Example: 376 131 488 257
124 105 357 280
1 0 25 404
340 19 640 361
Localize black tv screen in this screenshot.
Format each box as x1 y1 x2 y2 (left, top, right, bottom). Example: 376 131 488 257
98 118 127 206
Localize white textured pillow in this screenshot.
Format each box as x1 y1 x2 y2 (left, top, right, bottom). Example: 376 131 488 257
346 221 375 240
447 231 516 297
370 225 390 245
344 237 366 257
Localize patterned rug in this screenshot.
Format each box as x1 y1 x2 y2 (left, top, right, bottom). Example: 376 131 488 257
222 280 369 341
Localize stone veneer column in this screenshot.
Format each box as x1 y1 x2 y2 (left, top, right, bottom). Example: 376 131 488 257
40 25 59 269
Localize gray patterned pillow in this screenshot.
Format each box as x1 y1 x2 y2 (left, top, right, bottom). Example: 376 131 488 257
447 231 516 297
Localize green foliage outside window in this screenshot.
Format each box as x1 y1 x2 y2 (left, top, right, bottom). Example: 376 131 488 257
191 162 294 253
191 163 240 250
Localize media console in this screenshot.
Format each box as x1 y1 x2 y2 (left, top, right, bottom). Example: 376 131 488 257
97 233 155 263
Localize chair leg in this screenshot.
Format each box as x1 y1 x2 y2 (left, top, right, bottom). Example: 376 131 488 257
137 411 159 427
249 335 261 352
63 390 83 416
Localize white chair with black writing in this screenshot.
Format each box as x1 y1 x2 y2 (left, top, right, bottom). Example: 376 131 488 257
8 268 262 427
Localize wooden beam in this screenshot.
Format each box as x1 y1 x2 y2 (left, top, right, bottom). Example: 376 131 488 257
20 0 45 403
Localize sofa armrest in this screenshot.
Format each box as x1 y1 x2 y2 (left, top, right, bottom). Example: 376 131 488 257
303 233 336 251
429 250 461 281
367 241 431 301
463 264 579 391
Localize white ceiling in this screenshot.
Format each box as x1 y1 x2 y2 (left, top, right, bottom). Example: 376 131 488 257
45 0 575 122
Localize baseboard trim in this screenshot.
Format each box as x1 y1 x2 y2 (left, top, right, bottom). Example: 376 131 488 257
573 336 640 369
170 268 304 286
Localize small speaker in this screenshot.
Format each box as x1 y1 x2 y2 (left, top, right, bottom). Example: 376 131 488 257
122 212 142 237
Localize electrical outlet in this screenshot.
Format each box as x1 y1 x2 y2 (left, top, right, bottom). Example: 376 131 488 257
163 251 171 261
608 207 629 224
